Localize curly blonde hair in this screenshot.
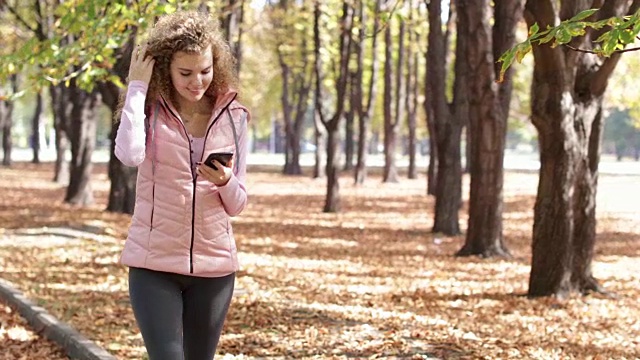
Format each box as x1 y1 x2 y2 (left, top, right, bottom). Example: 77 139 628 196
144 10 238 113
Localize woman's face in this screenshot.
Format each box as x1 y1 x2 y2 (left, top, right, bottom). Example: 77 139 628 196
170 46 214 105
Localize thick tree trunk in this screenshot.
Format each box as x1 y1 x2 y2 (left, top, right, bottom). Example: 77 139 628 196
457 0 522 256
427 0 463 235
102 31 139 214
98 79 138 214
64 81 99 206
107 135 138 214
525 0 636 297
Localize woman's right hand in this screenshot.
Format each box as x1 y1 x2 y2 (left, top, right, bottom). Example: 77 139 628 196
128 43 155 84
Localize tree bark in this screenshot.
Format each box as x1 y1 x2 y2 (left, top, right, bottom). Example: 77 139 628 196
0 74 17 167
382 14 399 183
426 0 463 236
100 32 138 214
219 0 245 74
31 91 43 164
98 78 137 214
312 103 325 179
273 2 312 177
313 1 353 212
457 0 523 257
344 78 355 172
324 127 341 212
64 79 99 206
50 84 70 184
405 0 419 180
354 0 381 185
525 0 637 297
424 0 453 196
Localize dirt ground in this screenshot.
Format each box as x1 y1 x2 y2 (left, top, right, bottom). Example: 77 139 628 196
0 161 639 359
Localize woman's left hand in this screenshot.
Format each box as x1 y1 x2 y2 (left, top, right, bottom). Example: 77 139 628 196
197 159 234 186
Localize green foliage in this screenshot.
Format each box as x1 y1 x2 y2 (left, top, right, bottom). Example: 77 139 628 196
0 0 192 98
498 7 640 81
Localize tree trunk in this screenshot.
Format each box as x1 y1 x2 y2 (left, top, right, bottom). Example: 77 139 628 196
1 74 17 167
279 60 296 174
355 0 381 185
50 84 70 184
344 79 355 172
324 127 341 212
313 1 353 212
312 104 325 179
405 0 419 180
276 25 312 176
427 0 463 235
98 78 138 214
382 20 398 183
424 0 455 196
457 0 522 256
99 31 139 214
219 0 245 74
525 0 637 297
64 80 99 206
31 91 43 164
394 14 406 177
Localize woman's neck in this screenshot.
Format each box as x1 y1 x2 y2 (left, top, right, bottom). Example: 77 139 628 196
174 95 213 117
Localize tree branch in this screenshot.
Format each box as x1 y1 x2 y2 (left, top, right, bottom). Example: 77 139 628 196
566 44 640 54
4 3 37 34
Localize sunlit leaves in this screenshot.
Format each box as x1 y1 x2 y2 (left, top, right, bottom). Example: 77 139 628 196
498 7 640 82
0 0 194 95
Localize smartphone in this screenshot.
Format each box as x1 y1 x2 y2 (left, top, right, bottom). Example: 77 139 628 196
204 152 234 170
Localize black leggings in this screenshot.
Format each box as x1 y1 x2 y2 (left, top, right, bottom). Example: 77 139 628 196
128 267 235 360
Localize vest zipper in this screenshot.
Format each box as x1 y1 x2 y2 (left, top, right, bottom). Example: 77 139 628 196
190 178 197 273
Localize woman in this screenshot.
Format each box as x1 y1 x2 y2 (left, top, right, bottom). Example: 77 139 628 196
114 10 249 360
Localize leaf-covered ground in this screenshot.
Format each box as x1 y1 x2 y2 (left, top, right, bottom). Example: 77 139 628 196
0 161 639 359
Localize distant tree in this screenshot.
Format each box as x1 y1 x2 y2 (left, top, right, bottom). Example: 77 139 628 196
267 0 313 176
405 0 421 180
0 75 17 166
425 0 466 236
382 4 399 183
30 91 43 164
313 1 354 212
354 0 382 185
604 108 640 160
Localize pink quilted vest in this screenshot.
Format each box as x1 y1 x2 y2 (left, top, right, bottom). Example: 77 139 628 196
117 84 249 277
